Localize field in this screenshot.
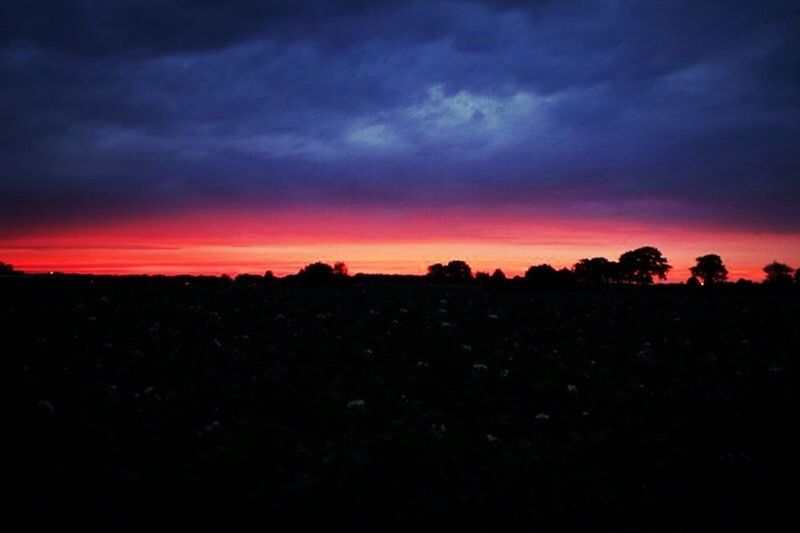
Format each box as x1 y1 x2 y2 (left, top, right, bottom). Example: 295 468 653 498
1 277 797 531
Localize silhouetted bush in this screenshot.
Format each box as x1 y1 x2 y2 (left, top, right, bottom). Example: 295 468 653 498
0 261 22 276
234 274 264 287
763 261 794 286
427 263 445 280
690 254 728 285
573 257 619 285
491 269 507 282
618 246 672 285
686 276 701 288
525 264 557 287
333 262 349 277
297 262 337 284
559 268 575 285
426 260 473 283
524 264 574 289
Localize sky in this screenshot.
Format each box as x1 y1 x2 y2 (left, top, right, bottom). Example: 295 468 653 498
1 0 799 279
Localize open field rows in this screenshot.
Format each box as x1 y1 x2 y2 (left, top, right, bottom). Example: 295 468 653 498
1 278 797 531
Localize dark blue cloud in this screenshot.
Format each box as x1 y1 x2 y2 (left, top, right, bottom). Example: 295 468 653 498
1 0 798 234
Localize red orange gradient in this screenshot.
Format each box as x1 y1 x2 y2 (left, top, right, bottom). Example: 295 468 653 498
2 206 799 281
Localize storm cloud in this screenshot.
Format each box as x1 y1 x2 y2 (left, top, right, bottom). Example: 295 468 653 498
1 0 799 235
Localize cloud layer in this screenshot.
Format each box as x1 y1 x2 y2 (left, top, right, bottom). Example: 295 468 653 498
1 0 799 237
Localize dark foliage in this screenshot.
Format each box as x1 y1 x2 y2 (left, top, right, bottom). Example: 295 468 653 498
476 269 508 288
523 265 574 289
524 264 558 286
333 262 349 277
426 260 473 283
690 254 729 285
686 276 702 288
1 277 797 531
618 246 672 285
573 257 619 285
763 261 794 286
299 261 334 279
555 267 575 286
233 274 263 287
0 261 22 276
295 261 349 284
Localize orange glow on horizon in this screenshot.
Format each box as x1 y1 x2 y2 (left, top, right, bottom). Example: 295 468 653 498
2 207 799 281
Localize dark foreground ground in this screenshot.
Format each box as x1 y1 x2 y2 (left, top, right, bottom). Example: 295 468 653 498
1 277 797 531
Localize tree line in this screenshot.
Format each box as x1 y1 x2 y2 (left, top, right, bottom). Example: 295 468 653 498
426 248 798 287
2 248 799 287
220 247 798 287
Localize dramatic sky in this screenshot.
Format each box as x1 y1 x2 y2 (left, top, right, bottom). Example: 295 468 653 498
1 0 799 278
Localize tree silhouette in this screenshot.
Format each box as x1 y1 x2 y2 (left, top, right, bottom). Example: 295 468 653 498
234 273 263 287
763 261 794 285
689 254 728 285
556 267 575 286
426 260 473 282
446 260 472 281
686 276 701 288
618 246 672 285
427 263 446 280
525 264 558 287
491 269 507 281
524 264 575 288
573 257 619 285
333 262 349 277
297 262 336 283
0 261 17 275
796 269 800 285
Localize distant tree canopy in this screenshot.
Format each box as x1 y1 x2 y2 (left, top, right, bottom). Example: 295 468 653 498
524 264 557 285
796 269 800 285
573 257 619 285
0 261 18 275
234 273 263 286
690 254 728 285
333 262 349 277
426 260 473 282
524 264 574 288
296 261 349 283
556 267 575 285
763 261 794 285
618 246 672 285
474 268 507 285
686 276 702 288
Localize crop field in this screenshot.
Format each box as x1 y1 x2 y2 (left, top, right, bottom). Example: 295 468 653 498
1 277 797 531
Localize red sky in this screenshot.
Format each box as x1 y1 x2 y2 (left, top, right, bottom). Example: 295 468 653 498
3 207 798 281
3 2 799 282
